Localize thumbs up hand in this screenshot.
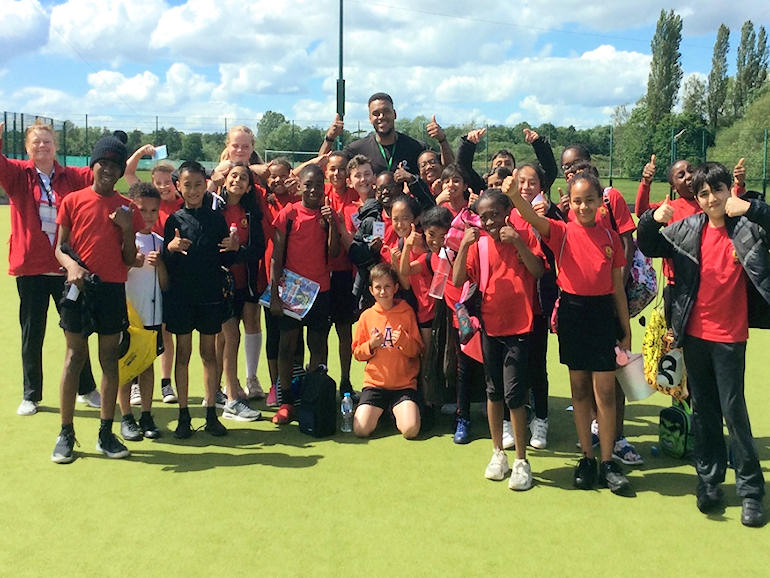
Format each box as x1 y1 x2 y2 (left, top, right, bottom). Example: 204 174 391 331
725 181 750 218
168 227 191 255
499 215 520 245
733 157 746 188
426 114 446 143
642 154 656 184
653 194 674 224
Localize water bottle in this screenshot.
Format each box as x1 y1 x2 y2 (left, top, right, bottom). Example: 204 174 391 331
230 222 238 236
341 392 354 433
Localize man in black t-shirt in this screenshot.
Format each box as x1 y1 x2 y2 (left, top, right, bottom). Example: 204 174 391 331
320 92 430 175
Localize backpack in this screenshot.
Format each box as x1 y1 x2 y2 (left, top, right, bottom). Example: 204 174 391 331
602 188 657 317
297 365 337 437
659 399 694 458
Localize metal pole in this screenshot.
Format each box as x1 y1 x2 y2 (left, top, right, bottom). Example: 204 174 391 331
670 126 675 166
485 124 489 172
335 0 345 150
763 128 768 197
608 123 614 187
155 116 159 146
62 120 67 166
85 114 89 157
701 128 706 163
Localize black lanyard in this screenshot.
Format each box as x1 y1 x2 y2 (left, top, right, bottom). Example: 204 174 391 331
37 172 54 206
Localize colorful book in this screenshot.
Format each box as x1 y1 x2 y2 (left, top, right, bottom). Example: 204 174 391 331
259 269 320 320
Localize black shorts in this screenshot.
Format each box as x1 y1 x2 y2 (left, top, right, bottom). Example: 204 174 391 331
164 297 224 336
329 271 357 325
59 281 128 336
277 291 332 333
557 292 616 372
481 332 530 409
223 287 258 321
359 386 422 411
145 324 165 356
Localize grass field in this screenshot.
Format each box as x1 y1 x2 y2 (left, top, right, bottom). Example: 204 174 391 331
0 200 768 577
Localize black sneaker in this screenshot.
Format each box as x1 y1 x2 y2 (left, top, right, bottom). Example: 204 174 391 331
339 380 360 404
121 415 144 442
599 460 634 496
51 429 78 464
139 414 161 439
204 417 228 437
96 430 130 459
574 456 597 490
696 482 724 514
741 498 765 528
175 413 193 439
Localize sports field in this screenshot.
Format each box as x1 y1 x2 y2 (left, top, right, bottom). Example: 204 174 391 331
0 204 767 577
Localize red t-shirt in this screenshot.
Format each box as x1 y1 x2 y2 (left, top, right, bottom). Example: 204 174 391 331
408 249 435 324
545 219 625 296
57 187 143 283
466 231 543 336
273 202 330 292
223 203 249 290
686 225 748 342
260 188 300 286
152 196 183 236
325 183 357 271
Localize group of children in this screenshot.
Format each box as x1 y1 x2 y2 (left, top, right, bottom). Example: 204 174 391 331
38 116 765 527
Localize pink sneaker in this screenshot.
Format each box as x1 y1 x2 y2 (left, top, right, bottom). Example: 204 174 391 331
266 383 278 407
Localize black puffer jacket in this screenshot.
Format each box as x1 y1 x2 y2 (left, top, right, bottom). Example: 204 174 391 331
637 200 770 347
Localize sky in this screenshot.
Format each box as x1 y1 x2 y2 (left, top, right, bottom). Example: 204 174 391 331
1 0 768 135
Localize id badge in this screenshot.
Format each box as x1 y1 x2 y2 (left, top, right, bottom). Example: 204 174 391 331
39 204 57 235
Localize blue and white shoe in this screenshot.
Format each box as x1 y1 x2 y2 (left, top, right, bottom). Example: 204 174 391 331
613 437 644 466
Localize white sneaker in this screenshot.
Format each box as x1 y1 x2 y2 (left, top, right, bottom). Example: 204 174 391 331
245 377 266 400
161 383 177 403
529 417 549 449
77 389 101 408
502 420 515 450
222 399 261 422
484 449 511 481
129 383 142 406
17 399 38 416
509 458 533 491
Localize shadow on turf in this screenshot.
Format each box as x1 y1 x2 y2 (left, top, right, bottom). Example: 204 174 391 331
123 447 324 473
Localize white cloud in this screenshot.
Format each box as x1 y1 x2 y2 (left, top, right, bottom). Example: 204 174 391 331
46 0 166 64
0 0 49 63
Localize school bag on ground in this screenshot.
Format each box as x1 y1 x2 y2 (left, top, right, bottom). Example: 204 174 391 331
659 399 694 459
297 365 337 437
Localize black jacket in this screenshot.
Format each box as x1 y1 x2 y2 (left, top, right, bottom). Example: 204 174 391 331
637 201 770 347
163 204 236 303
456 135 558 194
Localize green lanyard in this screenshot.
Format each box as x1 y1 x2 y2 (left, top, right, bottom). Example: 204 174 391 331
377 138 398 171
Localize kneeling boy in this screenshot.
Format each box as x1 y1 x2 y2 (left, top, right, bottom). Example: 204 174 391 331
352 263 424 439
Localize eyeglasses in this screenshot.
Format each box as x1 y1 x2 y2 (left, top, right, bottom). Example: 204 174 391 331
419 158 440 169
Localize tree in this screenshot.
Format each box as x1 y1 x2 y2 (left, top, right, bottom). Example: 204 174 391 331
682 76 707 121
646 9 683 126
257 111 288 141
734 21 757 117
180 132 204 161
706 24 729 131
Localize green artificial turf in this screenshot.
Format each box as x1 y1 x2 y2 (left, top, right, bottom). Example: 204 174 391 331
0 205 767 577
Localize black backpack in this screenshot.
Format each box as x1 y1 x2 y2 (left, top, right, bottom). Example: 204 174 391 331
297 365 337 437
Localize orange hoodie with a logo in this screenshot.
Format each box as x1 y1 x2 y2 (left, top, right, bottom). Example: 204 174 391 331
353 299 423 390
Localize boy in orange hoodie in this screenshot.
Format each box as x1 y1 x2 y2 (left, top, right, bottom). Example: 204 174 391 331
352 262 424 439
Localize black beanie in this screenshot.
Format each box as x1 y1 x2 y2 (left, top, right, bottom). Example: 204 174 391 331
90 135 128 175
